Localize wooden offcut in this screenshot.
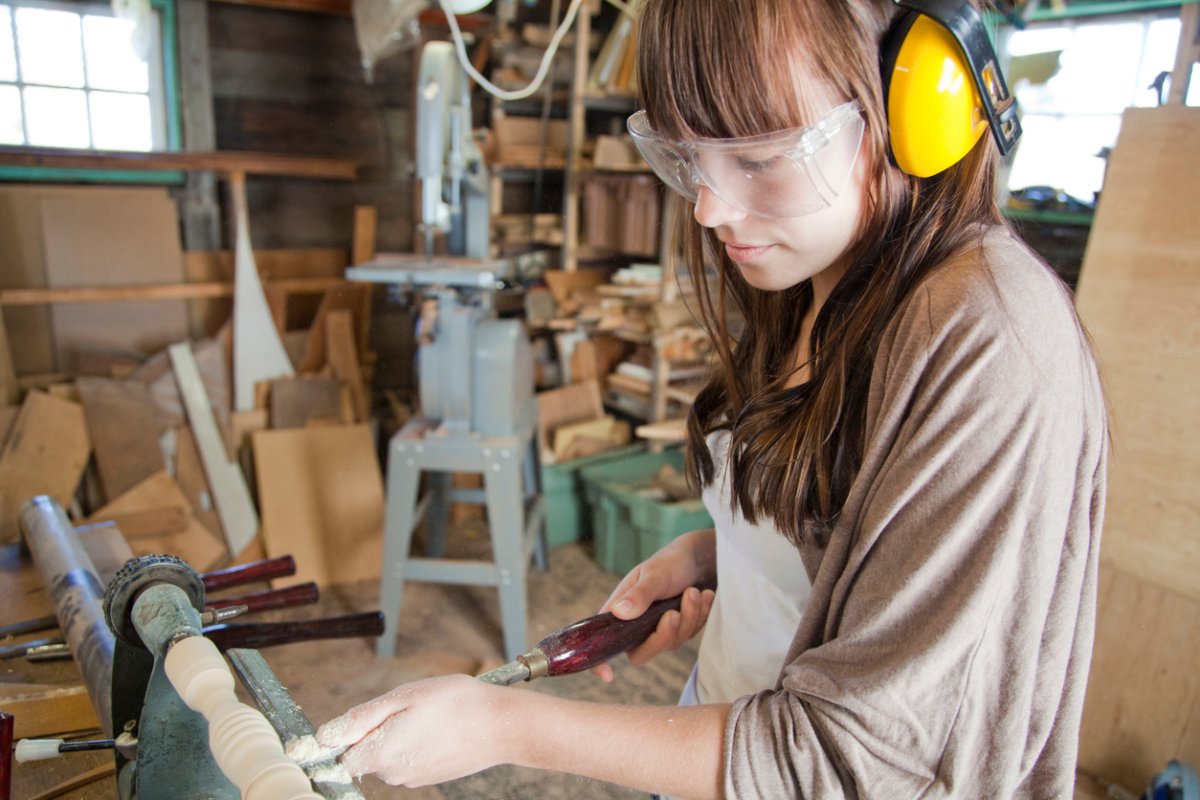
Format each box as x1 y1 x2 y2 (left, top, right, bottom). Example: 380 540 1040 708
1073 106 1200 791
76 377 180 502
268 376 344 429
324 309 369 422
0 683 100 739
169 342 259 558
0 391 90 542
39 190 190 373
84 470 226 571
252 424 384 588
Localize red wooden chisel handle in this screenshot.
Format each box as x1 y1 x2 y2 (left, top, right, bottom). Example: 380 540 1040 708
537 581 717 677
201 555 297 592
205 582 320 614
204 611 385 651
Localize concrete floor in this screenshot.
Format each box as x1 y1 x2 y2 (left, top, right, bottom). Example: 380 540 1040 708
11 539 698 800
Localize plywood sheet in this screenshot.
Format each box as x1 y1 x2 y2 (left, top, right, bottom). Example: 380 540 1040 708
0 391 90 542
269 375 343 429
1072 106 1200 789
1074 107 1200 600
76 377 180 502
84 470 226 571
39 190 190 373
252 424 383 588
1077 564 1200 790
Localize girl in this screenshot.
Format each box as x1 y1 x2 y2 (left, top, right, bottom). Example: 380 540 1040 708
317 0 1108 797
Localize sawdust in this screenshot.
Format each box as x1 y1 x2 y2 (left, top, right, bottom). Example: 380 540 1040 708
309 761 353 785
284 734 324 763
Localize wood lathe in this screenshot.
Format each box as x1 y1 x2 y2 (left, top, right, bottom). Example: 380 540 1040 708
17 494 369 799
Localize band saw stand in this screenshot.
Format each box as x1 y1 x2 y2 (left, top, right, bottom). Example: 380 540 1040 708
348 39 547 663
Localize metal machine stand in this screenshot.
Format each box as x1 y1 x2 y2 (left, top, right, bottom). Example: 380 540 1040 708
348 259 546 662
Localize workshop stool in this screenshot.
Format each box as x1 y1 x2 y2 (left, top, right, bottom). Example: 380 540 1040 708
375 415 547 662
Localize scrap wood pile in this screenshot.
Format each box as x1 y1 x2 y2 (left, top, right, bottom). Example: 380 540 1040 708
525 266 713 422
0 283 387 591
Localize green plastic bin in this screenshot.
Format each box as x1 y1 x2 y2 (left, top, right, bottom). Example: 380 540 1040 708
540 444 646 548
579 447 713 575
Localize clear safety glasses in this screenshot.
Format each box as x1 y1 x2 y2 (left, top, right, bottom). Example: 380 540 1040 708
627 100 866 219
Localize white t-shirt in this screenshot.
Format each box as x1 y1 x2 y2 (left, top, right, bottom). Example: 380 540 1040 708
693 431 812 704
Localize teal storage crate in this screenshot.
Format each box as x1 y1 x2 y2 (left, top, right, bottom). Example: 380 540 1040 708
579 447 713 575
541 444 646 548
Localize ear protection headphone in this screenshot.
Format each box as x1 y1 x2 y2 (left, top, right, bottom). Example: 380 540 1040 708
881 0 1022 177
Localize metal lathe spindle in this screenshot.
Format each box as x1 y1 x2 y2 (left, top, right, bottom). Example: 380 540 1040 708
20 495 115 735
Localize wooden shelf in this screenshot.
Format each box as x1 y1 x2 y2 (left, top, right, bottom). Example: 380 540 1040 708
0 146 359 180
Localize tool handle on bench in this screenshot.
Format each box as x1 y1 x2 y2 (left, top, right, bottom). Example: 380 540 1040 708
205 582 320 614
203 611 385 651
201 555 296 591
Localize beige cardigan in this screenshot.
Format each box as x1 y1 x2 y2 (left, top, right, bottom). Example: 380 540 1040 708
723 228 1108 798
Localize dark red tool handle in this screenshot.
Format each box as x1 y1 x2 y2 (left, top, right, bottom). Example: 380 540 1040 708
201 555 296 592
204 611 385 651
205 582 320 614
538 582 717 677
1 711 12 800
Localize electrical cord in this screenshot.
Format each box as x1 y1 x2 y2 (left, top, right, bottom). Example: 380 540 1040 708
436 0 635 101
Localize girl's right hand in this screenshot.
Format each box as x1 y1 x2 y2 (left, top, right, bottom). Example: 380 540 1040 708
592 528 718 683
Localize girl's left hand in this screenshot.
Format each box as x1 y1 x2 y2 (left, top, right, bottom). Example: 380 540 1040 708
315 674 512 787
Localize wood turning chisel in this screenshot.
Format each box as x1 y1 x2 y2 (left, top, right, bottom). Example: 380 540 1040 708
296 584 716 769
478 584 716 686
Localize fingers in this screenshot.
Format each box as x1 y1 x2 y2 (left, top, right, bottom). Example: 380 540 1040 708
316 685 410 750
626 586 715 667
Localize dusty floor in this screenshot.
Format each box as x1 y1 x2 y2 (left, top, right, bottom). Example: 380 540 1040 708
9 538 698 800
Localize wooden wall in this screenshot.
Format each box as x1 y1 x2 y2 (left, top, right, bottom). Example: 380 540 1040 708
206 2 415 252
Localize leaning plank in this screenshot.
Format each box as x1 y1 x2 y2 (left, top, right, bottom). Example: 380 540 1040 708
0 391 90 542
169 342 258 557
84 470 226 571
295 285 369 373
252 425 383 588
0 277 346 306
76 377 180 502
230 179 294 411
325 309 369 423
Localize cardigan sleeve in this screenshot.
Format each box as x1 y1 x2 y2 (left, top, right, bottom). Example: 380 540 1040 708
721 239 1107 799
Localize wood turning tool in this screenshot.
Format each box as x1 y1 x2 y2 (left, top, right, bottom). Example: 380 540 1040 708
477 584 716 686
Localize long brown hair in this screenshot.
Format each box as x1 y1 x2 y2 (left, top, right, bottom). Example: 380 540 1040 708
636 0 1004 543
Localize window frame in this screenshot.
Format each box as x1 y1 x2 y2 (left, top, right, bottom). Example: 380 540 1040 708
0 0 182 184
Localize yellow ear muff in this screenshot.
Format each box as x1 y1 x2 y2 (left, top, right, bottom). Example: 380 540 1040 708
886 14 990 178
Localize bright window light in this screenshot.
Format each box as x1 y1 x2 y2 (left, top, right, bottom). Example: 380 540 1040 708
0 0 165 151
1006 13 1182 203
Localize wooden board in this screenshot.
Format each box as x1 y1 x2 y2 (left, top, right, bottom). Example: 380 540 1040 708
1078 564 1200 791
269 376 344 429
295 284 369 373
1074 106 1200 602
174 424 227 549
84 470 226 571
0 391 90 542
252 424 383 587
0 683 101 739
169 342 259 557
324 308 368 422
39 190 190 373
230 183 294 411
76 377 181 502
1072 107 1200 790
535 379 605 463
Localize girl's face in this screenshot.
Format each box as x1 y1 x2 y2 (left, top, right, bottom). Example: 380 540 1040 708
693 131 869 296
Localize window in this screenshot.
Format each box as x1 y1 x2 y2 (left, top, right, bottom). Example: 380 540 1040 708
0 0 167 151
1003 12 1183 204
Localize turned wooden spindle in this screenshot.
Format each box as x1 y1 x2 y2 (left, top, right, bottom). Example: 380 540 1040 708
164 635 320 800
